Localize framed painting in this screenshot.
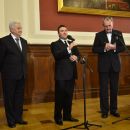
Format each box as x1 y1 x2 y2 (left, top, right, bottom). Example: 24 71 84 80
58 0 130 17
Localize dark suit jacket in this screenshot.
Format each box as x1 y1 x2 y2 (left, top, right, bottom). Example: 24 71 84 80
0 34 27 79
51 39 80 80
92 29 125 72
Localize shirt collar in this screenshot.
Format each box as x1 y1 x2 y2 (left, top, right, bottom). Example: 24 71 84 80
11 33 20 40
60 38 67 43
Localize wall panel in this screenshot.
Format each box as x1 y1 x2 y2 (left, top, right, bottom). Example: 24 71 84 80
0 45 130 105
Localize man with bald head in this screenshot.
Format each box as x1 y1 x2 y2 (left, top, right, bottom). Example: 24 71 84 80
92 17 125 118
0 21 28 128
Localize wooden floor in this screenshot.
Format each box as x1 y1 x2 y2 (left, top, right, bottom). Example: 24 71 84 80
0 95 130 130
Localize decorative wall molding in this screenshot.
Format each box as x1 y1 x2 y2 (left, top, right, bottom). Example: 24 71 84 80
0 0 130 45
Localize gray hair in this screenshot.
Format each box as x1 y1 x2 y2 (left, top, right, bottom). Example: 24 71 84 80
103 16 113 22
9 21 20 30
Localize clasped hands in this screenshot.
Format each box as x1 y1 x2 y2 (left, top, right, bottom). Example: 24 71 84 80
105 43 116 51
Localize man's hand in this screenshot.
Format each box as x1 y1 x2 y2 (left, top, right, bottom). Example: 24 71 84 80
105 43 116 51
69 55 78 62
68 41 77 50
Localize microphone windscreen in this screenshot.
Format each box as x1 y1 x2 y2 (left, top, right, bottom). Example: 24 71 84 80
67 35 75 41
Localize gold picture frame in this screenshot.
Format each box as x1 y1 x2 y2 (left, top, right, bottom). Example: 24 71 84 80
58 0 130 17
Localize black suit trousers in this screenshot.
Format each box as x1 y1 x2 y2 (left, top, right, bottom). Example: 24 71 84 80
54 79 74 120
99 68 119 114
2 77 25 124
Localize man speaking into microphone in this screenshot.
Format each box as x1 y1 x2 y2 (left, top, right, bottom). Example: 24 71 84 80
92 16 125 118
50 25 80 125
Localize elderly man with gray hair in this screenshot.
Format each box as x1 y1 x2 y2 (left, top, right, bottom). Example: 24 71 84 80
0 21 28 128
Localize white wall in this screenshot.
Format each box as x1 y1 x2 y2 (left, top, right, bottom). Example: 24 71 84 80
0 0 130 45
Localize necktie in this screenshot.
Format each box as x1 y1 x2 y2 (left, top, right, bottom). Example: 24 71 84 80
64 40 68 47
64 40 72 55
15 38 21 50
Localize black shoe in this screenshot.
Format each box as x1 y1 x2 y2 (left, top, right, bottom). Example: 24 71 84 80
55 119 63 125
63 117 79 122
8 123 16 128
101 113 108 118
110 112 120 117
16 120 28 125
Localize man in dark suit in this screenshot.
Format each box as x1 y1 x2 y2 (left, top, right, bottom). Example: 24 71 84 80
51 25 80 125
92 17 125 118
0 21 28 128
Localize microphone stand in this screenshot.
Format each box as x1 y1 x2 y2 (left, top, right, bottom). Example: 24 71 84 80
112 35 130 124
62 57 102 130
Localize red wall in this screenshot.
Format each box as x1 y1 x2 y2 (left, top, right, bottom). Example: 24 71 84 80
39 0 130 33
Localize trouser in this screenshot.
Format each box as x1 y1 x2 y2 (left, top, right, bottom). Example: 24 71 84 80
54 79 74 120
2 77 25 124
99 70 119 114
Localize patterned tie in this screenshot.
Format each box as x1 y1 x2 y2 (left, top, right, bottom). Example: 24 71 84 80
15 38 21 50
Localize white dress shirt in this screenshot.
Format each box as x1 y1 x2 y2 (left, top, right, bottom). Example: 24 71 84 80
11 33 22 51
107 33 112 43
60 39 72 54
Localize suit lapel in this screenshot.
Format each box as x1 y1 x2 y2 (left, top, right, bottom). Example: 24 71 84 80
20 38 26 55
8 35 21 51
58 39 67 48
8 34 24 54
111 30 116 44
103 31 109 44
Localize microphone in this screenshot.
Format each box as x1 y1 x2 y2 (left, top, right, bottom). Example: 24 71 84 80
80 56 93 72
67 35 75 42
80 56 86 64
